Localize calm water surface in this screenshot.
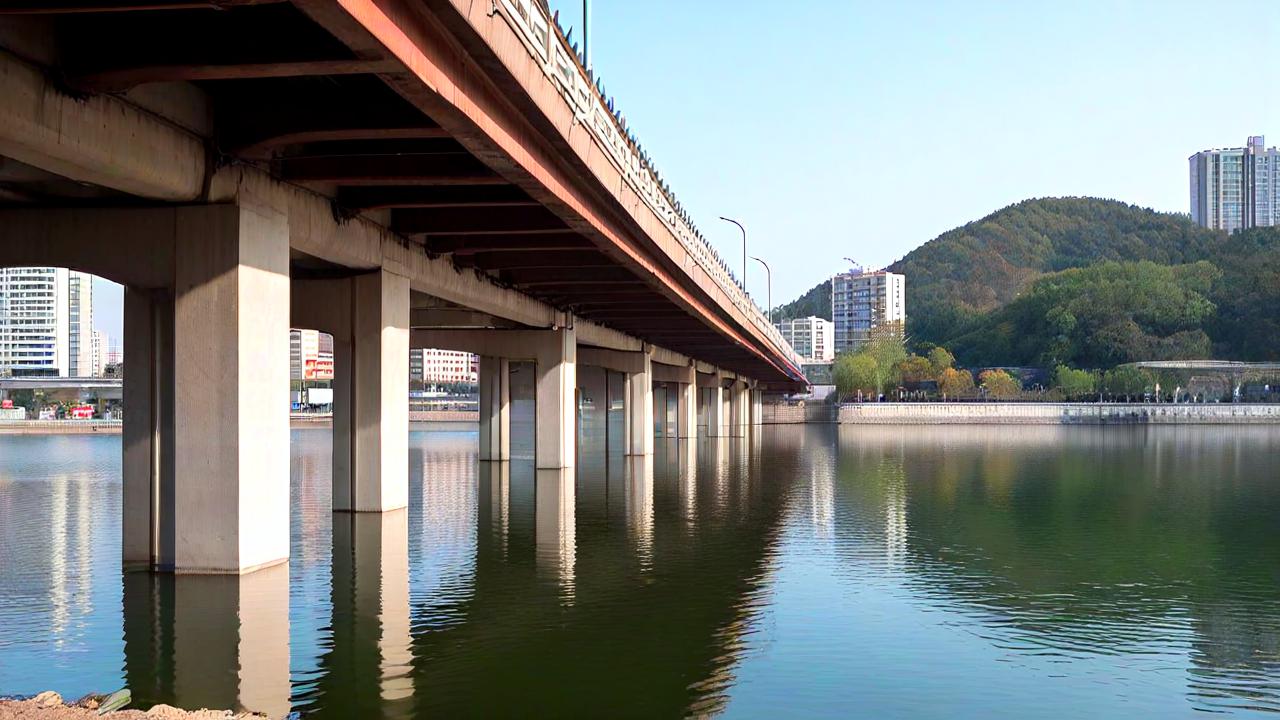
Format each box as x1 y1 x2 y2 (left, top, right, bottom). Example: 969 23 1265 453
2 423 1279 718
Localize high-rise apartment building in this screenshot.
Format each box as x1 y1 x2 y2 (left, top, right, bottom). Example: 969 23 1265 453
774 316 834 362
0 267 94 377
831 268 905 354
1189 135 1279 232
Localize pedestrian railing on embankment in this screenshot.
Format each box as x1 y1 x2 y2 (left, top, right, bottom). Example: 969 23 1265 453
0 419 122 433
836 402 1280 425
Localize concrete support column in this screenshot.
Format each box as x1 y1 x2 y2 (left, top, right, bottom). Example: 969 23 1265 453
172 203 290 573
122 287 174 571
535 327 577 469
707 384 725 437
751 387 763 426
478 356 510 461
343 269 410 512
626 349 653 456
677 365 697 439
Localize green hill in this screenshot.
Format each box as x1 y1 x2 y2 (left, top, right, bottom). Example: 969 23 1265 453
775 197 1280 366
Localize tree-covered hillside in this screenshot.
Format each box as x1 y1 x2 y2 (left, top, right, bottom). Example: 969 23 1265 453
773 197 1280 366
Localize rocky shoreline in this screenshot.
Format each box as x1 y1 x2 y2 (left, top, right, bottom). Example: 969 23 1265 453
0 693 266 720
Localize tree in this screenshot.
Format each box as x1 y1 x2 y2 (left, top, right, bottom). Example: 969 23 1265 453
937 367 975 399
979 369 1021 399
895 355 934 384
833 353 878 396
1052 365 1095 400
1102 366 1151 401
865 322 907 394
927 347 955 375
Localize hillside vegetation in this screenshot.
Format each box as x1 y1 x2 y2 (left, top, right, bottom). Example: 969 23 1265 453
775 197 1280 366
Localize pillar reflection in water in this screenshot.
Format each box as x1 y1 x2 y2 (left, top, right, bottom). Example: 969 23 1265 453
330 508 414 708
678 438 698 526
534 467 575 604
477 461 510 560
122 563 291 718
625 454 654 570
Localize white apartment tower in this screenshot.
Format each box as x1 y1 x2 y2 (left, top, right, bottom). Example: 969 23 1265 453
831 268 905 354
0 267 94 377
1190 135 1279 232
774 316 834 362
410 348 478 387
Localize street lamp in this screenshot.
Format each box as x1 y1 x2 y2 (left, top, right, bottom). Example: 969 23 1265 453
751 256 772 323
718 216 747 291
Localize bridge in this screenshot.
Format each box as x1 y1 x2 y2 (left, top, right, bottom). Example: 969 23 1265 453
0 1 804 574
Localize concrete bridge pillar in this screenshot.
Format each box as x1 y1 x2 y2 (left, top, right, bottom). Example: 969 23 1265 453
677 365 698 439
535 328 577 469
123 203 291 574
626 349 653 456
478 356 511 461
697 371 727 437
344 270 410 512
731 380 752 437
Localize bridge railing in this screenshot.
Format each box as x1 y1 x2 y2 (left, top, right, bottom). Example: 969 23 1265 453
494 0 803 376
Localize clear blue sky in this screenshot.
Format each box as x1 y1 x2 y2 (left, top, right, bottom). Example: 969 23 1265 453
94 0 1279 338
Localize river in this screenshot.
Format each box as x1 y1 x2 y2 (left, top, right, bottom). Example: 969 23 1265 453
1 423 1279 718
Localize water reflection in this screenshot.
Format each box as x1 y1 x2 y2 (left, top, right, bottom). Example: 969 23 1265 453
3 426 1280 717
123 564 291 718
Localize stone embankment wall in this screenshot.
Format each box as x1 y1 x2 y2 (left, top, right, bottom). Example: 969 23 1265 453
836 403 1280 425
761 404 836 424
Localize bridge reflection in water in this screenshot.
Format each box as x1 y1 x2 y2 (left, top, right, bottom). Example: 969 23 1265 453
6 424 1280 717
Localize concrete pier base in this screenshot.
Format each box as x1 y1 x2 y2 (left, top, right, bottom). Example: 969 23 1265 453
677 366 697 439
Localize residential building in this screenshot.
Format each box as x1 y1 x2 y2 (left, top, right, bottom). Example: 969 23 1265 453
831 268 905 353
91 329 109 377
775 315 834 362
289 328 334 381
410 348 478 387
0 267 94 377
1189 135 1279 232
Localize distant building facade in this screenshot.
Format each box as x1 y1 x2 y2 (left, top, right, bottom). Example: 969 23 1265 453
831 268 905 353
775 316 834 362
410 348 478 387
1189 135 1279 232
0 267 94 377
289 328 334 380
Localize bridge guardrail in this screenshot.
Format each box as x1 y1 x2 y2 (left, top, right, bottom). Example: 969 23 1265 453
494 0 804 377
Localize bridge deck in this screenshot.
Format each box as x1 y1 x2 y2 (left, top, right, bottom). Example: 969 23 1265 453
0 0 804 388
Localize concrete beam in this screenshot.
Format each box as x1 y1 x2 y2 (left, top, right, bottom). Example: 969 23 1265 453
0 50 204 200
0 207 176 288
577 346 647 375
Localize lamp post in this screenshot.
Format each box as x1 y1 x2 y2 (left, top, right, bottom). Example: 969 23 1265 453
751 256 772 323
718 216 747 291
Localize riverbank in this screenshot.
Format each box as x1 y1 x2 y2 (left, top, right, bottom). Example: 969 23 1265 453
836 402 1280 424
0 692 263 719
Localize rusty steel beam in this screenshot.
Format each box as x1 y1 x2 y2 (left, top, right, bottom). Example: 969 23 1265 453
280 152 501 185
70 59 396 93
392 205 566 234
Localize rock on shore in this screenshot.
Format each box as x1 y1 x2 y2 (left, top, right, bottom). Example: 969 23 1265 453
0 692 268 720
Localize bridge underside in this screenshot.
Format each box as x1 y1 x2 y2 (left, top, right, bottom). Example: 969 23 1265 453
0 1 798 575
